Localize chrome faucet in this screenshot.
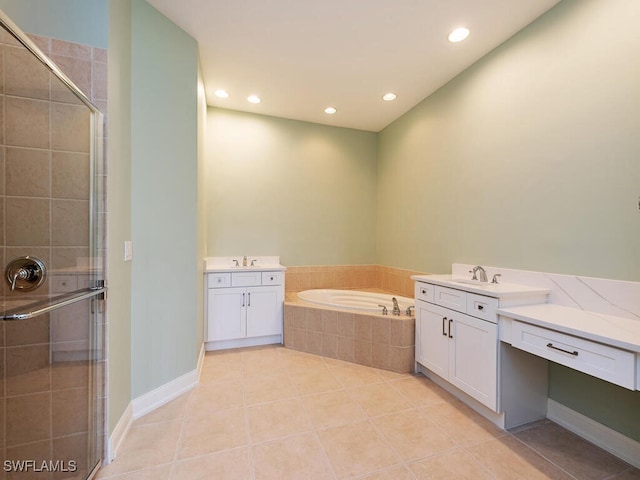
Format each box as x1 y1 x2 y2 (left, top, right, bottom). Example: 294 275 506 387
391 297 401 316
469 265 488 282
232 259 240 267
378 305 388 315
406 305 415 316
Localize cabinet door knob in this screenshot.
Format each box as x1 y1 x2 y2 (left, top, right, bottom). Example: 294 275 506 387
478 305 484 311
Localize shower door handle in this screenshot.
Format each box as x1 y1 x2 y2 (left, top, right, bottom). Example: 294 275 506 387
1 287 107 321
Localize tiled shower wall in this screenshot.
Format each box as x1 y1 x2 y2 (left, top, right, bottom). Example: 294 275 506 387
285 265 425 298
0 28 108 472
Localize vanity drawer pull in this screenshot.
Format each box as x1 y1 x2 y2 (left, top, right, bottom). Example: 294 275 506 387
546 343 578 356
477 305 484 311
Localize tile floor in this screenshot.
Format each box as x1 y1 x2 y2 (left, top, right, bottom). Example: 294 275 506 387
97 346 639 480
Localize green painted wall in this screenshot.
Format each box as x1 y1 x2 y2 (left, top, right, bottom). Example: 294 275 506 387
0 0 107 47
106 0 132 434
130 0 199 398
206 108 378 266
377 0 640 440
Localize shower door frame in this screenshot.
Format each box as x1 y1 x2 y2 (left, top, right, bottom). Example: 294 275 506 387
0 9 107 479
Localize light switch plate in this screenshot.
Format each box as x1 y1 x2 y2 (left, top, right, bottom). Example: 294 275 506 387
124 240 133 261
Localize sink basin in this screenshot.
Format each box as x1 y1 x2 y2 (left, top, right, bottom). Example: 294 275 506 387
450 279 487 285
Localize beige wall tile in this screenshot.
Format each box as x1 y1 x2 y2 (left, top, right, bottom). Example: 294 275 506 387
321 334 338 358
5 96 50 148
51 39 92 60
5 440 53 480
52 151 90 199
321 309 337 334
388 346 415 373
53 387 89 437
5 314 50 346
5 197 50 246
92 61 107 101
27 34 50 53
372 316 390 345
53 433 90 479
6 147 51 197
52 103 90 152
337 337 354 362
371 343 389 370
354 340 372 366
50 54 91 102
336 312 354 337
354 315 372 342
5 45 50 100
6 392 51 446
52 199 89 247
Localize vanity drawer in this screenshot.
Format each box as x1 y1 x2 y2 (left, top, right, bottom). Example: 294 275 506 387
231 271 262 287
261 271 282 285
467 293 498 323
434 286 467 313
208 273 231 288
415 282 435 303
511 321 636 389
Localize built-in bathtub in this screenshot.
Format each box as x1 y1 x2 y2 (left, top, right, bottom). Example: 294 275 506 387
284 289 416 373
296 289 413 315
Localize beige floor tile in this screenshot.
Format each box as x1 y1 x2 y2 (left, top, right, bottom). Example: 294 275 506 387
302 390 368 429
200 358 243 384
388 375 454 407
409 448 494 480
252 432 334 480
96 464 173 479
608 469 640 479
348 382 412 417
244 371 297 405
242 346 288 377
318 420 401 479
247 397 311 443
423 400 505 445
96 421 181 477
133 394 189 426
373 409 457 462
328 362 386 387
177 407 247 460
171 447 252 480
290 367 343 395
186 381 244 416
467 436 575 480
282 351 328 374
357 466 415 480
514 421 633 479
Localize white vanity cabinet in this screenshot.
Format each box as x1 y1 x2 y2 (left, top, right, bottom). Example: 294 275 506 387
415 285 498 410
205 268 284 351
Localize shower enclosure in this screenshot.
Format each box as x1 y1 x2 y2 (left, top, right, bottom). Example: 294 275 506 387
0 12 106 480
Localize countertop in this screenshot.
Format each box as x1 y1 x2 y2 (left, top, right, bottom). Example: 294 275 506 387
411 274 550 298
497 303 640 353
204 256 286 273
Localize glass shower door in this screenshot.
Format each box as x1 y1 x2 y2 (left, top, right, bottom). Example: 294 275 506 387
0 11 106 480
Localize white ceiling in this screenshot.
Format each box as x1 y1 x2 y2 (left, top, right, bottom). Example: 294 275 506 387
147 0 561 132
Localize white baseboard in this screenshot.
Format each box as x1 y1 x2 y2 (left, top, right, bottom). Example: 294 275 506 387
132 344 205 419
547 399 640 469
106 401 132 463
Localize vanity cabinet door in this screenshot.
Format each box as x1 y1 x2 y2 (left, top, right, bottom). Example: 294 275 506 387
416 301 450 379
246 285 283 338
207 287 246 341
449 312 498 410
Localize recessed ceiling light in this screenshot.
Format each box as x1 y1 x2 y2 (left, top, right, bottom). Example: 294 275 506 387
382 93 397 101
214 89 229 98
448 27 470 43
324 107 337 114
247 95 261 104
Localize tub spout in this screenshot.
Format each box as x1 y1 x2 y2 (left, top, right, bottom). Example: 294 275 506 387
392 297 401 316
378 305 388 315
406 306 415 316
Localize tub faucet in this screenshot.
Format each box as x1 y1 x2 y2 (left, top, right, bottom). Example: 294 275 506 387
391 297 401 316
469 265 488 282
